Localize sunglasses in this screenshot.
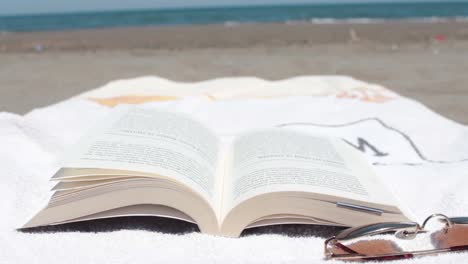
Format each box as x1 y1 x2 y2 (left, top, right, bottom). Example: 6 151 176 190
325 214 468 261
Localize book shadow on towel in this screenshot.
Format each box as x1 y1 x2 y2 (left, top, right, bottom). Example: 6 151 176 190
19 216 345 238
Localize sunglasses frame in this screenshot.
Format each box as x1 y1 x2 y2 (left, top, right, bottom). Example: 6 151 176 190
325 214 468 261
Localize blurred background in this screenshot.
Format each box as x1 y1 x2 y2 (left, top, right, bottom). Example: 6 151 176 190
0 0 467 123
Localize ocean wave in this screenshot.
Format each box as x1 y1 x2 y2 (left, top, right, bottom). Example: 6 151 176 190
223 21 241 27
309 18 385 24
223 16 468 27
303 17 468 24
3 3 468 32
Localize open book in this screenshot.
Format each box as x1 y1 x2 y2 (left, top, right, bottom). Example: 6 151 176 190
23 107 410 237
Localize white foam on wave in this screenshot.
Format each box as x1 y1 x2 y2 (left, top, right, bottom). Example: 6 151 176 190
310 18 386 24
455 16 468 22
289 16 468 25
223 21 241 27
220 16 468 27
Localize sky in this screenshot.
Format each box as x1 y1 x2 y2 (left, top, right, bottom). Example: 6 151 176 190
0 0 464 16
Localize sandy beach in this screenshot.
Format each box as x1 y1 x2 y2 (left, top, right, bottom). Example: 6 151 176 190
1 21 467 124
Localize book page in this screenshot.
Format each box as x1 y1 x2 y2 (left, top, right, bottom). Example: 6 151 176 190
62 107 220 204
223 129 398 211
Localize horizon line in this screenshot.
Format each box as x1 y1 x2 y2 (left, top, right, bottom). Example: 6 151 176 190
1 0 468 17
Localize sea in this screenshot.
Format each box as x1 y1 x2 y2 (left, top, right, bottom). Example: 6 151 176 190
1 2 468 32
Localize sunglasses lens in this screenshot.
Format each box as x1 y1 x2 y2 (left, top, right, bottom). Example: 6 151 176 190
432 225 468 249
329 239 404 256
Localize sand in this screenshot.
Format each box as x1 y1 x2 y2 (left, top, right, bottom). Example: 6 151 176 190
0 21 467 124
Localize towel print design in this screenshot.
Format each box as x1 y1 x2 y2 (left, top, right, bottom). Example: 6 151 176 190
86 86 397 107
277 118 468 166
335 87 395 103
89 95 179 107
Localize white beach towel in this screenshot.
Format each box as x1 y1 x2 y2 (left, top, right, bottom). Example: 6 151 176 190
1 76 467 263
